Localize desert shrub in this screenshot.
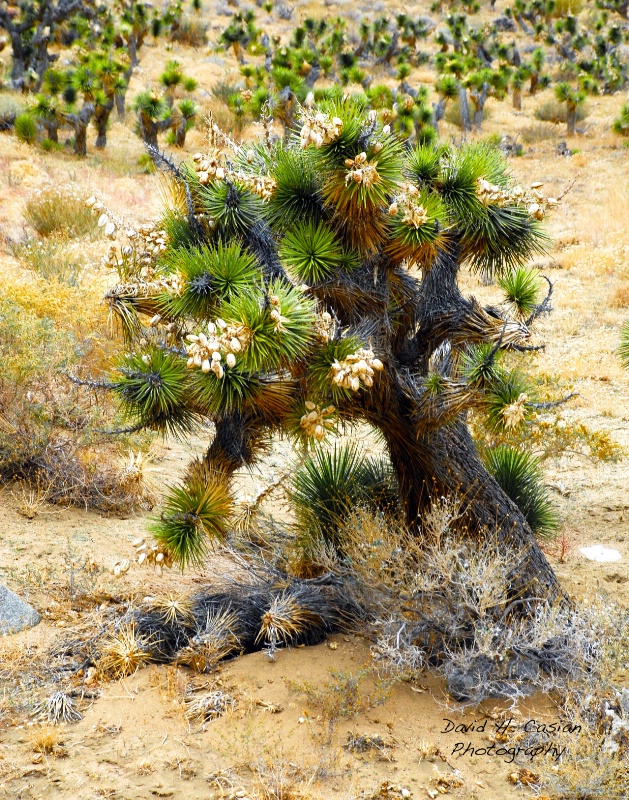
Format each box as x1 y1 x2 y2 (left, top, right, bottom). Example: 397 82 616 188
444 98 488 128
0 92 27 130
336 502 628 704
484 445 558 537
14 112 38 143
535 98 589 124
552 0 584 15
611 286 629 307
170 16 208 46
0 277 152 513
211 80 242 106
11 237 85 285
24 185 98 238
519 121 559 144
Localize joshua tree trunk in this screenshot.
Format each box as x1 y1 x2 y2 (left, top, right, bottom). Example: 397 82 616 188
566 104 577 135
173 118 188 147
138 115 159 149
457 85 472 132
471 83 489 129
7 29 26 90
94 97 114 148
378 413 564 604
432 98 446 134
64 103 94 156
513 88 522 110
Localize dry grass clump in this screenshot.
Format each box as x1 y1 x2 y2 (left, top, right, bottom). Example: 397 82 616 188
33 691 82 724
23 184 98 238
520 122 559 144
29 726 63 755
612 285 629 307
98 624 154 679
183 686 236 725
169 16 208 46
535 98 589 125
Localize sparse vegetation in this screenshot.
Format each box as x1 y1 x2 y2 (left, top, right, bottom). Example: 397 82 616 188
0 2 627 798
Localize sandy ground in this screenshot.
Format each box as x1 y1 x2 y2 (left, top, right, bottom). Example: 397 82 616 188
1 0 629 797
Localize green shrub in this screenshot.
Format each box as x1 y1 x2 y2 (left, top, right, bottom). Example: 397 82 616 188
24 185 98 238
612 103 629 137
14 113 38 143
444 98 489 128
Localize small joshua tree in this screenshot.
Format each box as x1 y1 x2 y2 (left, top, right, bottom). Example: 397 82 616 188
95 100 565 604
554 81 586 135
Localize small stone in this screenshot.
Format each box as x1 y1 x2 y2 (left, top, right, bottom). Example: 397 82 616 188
0 584 40 635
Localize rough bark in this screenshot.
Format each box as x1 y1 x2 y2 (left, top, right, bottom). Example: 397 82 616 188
380 411 565 605
457 84 472 132
94 97 114 148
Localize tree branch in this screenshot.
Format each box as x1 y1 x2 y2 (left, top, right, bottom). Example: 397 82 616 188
529 393 579 410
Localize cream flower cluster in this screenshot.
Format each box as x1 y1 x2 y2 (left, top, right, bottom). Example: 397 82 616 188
330 348 384 391
89 196 168 275
300 109 343 149
192 151 226 184
191 152 276 200
501 392 528 429
476 179 559 221
107 273 184 299
344 152 380 187
389 184 429 228
300 401 336 441
132 537 173 574
268 293 290 333
186 320 250 379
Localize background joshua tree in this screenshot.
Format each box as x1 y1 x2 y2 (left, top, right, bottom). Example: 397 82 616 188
96 99 567 605
0 0 96 90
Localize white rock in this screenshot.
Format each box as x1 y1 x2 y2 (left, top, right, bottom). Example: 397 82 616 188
579 545 622 563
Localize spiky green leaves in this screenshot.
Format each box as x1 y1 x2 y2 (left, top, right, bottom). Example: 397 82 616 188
160 242 259 319
289 443 399 549
406 143 548 276
264 147 325 231
217 281 316 373
499 267 542 319
200 180 264 239
112 348 199 436
460 342 502 388
484 446 558 537
279 221 343 284
150 464 233 567
387 188 447 266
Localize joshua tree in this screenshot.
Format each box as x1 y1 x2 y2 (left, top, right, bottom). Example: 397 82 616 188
0 0 95 90
133 90 172 149
554 81 586 135
96 100 566 607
